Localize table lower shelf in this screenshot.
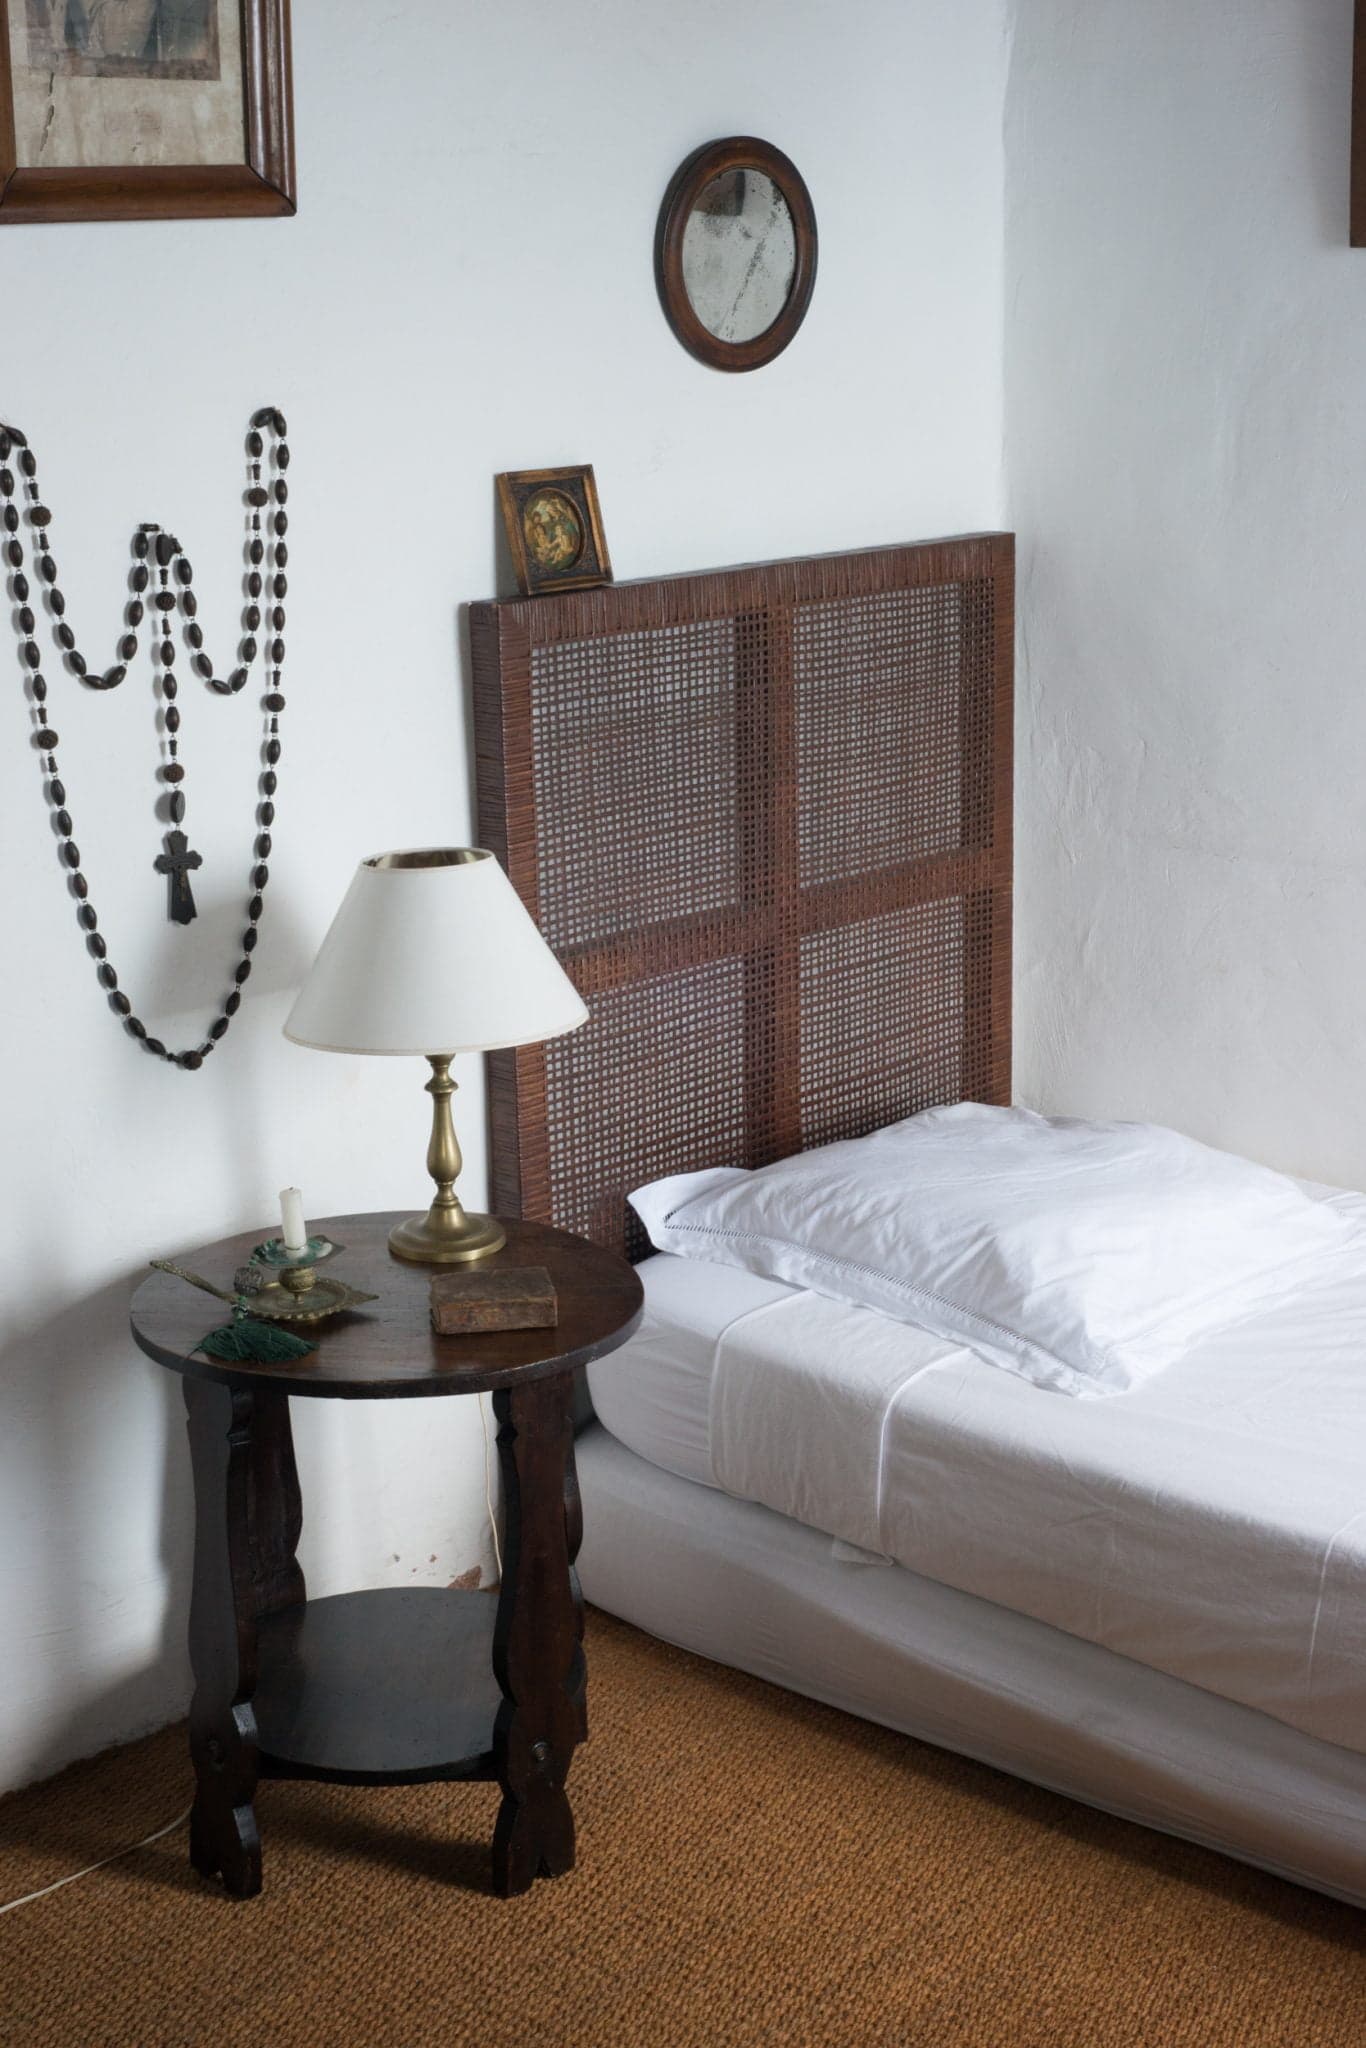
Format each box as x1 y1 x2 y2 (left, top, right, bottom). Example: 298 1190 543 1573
254 1588 501 1786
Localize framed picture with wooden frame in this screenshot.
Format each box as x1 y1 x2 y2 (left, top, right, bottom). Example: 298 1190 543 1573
497 465 613 598
0 0 294 224
1354 0 1366 245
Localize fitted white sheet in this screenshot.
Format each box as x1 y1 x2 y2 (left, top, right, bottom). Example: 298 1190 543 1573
577 1426 1366 1908
587 1194 1366 1756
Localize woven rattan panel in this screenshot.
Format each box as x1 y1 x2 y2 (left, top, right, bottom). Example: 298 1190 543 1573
472 536 1013 1261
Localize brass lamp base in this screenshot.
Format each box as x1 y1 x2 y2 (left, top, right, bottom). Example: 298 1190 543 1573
388 1206 506 1266
387 1053 507 1267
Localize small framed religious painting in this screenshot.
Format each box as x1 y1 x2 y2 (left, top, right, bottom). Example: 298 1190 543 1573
497 465 613 598
0 0 294 224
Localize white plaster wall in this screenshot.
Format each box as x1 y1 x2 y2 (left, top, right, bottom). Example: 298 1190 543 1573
0 0 1007 1790
1007 0 1366 1185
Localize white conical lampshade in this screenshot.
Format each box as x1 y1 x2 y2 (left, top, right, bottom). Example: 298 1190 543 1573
284 848 588 1056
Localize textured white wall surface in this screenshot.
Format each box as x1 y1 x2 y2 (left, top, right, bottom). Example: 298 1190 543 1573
1007 0 1366 1184
0 0 1007 1789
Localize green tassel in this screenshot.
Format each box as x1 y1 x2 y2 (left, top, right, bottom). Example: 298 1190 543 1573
199 1316 317 1363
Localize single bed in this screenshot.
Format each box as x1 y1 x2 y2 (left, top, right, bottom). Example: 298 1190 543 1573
588 1227 1366 1761
575 1426 1366 1907
576 1242 1366 1904
471 534 1366 1906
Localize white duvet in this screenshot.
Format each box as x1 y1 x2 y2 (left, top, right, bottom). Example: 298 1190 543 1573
588 1193 1366 1757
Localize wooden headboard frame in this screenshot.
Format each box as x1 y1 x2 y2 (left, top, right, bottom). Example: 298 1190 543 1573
471 534 1013 1261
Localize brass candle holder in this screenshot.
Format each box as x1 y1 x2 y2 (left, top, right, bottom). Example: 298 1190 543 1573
239 1234 375 1322
153 1249 377 1331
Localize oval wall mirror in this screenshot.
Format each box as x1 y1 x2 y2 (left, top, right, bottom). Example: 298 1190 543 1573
655 137 817 372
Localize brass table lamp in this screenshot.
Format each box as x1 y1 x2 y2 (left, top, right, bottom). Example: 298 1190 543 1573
284 848 588 1264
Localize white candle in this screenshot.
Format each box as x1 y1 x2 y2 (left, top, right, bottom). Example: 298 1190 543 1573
279 1187 308 1255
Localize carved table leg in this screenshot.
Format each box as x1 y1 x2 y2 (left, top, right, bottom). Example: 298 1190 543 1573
491 1372 585 1896
247 1387 307 1624
183 1379 304 1898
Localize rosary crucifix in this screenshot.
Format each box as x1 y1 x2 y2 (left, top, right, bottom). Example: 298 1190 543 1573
155 829 203 925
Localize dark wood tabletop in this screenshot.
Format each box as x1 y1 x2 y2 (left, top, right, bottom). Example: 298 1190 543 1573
130 1212 643 1399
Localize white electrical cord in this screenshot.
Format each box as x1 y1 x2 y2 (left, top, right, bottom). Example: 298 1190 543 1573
0 1803 193 1917
479 1391 503 1582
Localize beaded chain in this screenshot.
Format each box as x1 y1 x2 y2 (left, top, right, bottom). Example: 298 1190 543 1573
1 407 290 1071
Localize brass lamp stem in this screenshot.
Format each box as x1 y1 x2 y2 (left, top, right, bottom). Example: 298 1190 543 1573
387 1055 507 1265
425 1054 465 1223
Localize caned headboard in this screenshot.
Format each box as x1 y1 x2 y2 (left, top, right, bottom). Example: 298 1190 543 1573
471 534 1013 1261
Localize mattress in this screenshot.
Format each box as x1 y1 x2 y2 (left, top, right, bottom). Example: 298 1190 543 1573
576 1425 1366 1908
587 1199 1366 1756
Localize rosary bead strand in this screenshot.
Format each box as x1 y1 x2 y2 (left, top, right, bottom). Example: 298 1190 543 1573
5 412 288 716
1 414 292 1069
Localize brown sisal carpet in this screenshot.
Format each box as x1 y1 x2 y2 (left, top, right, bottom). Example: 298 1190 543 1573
1 1609 1362 2048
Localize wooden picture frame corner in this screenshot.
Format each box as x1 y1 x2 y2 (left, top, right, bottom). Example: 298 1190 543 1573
0 0 295 225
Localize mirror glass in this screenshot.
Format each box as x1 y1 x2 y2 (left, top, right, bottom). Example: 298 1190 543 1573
680 169 797 344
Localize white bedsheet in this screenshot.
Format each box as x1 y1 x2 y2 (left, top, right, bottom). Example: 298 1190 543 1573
578 1426 1366 1909
587 1193 1366 1756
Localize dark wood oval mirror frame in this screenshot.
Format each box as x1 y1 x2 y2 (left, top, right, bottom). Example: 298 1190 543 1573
655 136 818 373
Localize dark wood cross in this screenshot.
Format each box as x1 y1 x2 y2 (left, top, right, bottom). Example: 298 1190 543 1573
155 830 203 925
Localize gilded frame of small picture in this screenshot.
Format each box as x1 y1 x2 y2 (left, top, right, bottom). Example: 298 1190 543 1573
497 465 613 598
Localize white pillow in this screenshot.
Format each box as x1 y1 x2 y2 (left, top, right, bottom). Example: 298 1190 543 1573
629 1104 1361 1397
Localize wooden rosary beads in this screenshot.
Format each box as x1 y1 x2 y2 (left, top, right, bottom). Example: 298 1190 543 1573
2 408 291 1069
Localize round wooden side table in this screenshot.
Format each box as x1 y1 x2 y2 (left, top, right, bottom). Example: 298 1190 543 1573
130 1212 643 1902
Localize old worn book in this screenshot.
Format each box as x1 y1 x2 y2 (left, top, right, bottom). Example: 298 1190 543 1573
429 1265 559 1335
